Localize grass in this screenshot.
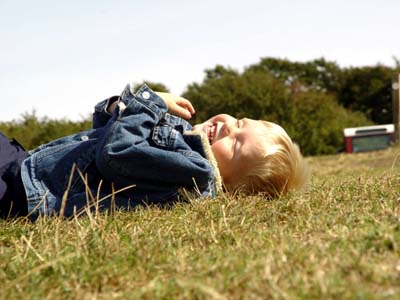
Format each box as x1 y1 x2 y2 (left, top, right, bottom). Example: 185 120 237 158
1 146 400 299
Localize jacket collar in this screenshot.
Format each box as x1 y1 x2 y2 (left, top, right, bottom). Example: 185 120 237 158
183 131 223 195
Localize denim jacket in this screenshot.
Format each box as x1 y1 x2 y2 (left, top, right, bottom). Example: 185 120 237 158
21 84 222 218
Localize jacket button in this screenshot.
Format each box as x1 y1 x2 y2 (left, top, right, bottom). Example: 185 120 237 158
81 135 89 141
142 91 150 99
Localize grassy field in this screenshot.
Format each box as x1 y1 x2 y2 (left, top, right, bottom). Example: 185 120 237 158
1 146 400 300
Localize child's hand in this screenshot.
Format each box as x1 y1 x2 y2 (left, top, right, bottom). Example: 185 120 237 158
156 92 195 119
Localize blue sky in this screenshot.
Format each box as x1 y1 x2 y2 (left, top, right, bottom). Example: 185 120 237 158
1 0 399 120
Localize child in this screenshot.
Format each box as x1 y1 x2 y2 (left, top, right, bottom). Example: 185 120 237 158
0 84 308 219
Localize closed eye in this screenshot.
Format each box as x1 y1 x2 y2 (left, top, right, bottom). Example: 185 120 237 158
233 119 241 155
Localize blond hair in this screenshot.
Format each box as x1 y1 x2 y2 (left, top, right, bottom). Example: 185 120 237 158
231 121 309 198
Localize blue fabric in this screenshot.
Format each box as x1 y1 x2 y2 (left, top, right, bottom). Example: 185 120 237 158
21 84 217 219
92 96 119 129
0 133 28 218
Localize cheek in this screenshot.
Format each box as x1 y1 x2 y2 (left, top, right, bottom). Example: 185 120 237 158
211 140 233 175
211 141 229 161
211 143 240 184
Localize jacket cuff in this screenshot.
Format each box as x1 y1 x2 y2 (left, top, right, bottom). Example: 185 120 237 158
94 96 119 115
92 96 120 129
119 83 168 118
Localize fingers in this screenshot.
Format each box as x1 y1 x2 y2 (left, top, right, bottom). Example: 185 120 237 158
155 92 196 119
175 106 192 119
177 98 195 115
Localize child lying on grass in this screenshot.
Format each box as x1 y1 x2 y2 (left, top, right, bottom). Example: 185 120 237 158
0 84 309 219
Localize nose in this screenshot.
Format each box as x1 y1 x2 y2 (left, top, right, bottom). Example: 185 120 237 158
222 120 236 137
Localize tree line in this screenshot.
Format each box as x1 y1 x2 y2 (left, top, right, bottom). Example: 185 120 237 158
1 57 399 155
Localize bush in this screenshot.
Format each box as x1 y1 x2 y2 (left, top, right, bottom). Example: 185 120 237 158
0 111 91 150
286 91 371 155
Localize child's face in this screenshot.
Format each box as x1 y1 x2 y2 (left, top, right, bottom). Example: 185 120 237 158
193 114 269 187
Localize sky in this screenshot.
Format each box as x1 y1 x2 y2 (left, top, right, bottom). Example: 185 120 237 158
1 0 400 121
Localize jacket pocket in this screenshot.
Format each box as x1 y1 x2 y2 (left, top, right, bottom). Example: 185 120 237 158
152 124 176 149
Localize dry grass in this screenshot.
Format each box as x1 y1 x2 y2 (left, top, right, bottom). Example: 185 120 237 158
1 146 400 299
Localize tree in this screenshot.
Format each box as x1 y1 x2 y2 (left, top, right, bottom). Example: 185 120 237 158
246 57 398 124
132 81 170 93
287 91 370 155
246 57 344 94
338 65 395 124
